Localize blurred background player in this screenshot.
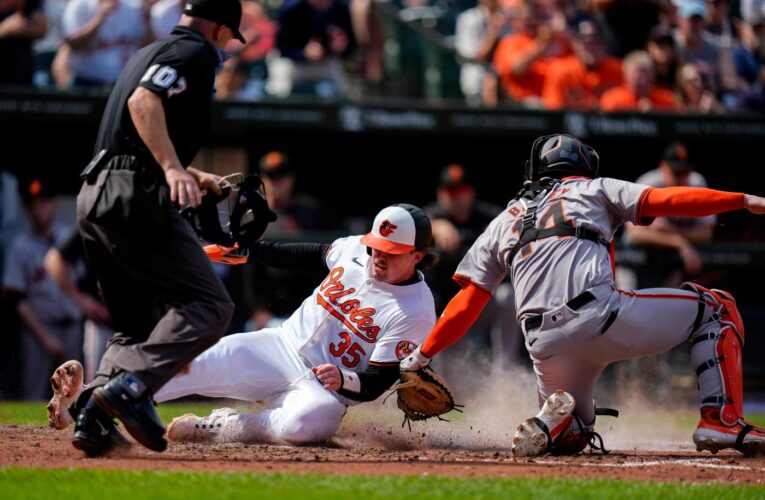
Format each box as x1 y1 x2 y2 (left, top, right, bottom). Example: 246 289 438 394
2 179 82 400
424 164 519 372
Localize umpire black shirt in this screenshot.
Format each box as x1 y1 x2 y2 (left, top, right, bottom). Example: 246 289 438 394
94 27 222 167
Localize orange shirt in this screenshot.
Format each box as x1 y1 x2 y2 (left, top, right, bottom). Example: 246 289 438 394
542 55 623 110
599 85 678 112
493 33 571 101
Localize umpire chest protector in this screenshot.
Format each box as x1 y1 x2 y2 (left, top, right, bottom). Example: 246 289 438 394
506 179 608 268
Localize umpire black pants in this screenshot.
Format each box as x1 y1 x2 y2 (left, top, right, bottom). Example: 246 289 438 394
76 156 234 393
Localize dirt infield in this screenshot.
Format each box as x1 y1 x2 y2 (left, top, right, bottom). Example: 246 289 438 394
2 425 764 485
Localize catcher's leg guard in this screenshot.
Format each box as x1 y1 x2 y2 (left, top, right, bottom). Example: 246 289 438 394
511 390 575 457
683 282 765 454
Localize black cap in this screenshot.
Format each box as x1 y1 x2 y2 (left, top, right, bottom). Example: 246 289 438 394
184 0 245 43
20 178 55 206
438 164 472 189
662 141 692 174
258 151 292 179
573 18 604 41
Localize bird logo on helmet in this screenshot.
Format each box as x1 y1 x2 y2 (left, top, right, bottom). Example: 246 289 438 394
525 134 600 182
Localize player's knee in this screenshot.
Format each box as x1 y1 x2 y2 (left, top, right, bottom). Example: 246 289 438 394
277 402 344 444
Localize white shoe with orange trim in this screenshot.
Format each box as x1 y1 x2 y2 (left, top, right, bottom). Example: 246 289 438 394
693 408 765 455
512 390 576 457
46 360 85 429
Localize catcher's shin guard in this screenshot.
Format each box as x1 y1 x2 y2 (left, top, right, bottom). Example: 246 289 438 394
683 282 745 426
511 390 575 456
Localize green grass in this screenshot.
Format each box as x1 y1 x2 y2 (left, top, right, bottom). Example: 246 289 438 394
0 400 220 426
0 468 762 499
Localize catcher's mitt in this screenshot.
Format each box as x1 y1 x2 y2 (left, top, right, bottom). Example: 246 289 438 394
387 366 462 429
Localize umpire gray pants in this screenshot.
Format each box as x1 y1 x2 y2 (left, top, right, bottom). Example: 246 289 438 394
76 161 234 393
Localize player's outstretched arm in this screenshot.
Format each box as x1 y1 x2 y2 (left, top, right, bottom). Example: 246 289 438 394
744 194 765 214
401 283 492 371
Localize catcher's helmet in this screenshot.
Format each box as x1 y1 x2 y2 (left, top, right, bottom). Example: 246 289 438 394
525 134 600 181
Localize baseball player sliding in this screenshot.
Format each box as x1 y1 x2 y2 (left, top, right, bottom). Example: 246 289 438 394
50 204 437 445
401 134 765 456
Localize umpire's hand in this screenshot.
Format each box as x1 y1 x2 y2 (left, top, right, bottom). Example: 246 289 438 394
165 165 202 208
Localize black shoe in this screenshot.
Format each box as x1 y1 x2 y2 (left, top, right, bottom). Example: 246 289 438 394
71 406 132 457
93 372 167 452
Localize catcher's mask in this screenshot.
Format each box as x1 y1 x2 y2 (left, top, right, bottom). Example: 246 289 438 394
525 134 600 182
181 173 277 249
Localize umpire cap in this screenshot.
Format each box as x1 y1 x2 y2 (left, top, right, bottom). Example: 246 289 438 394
184 0 246 43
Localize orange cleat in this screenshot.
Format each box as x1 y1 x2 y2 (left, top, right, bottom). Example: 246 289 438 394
693 407 765 455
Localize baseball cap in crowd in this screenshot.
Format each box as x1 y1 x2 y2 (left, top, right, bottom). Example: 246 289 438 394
662 141 693 174
184 0 246 43
20 178 55 206
679 0 708 19
361 204 432 254
438 164 472 190
258 151 292 179
648 24 675 45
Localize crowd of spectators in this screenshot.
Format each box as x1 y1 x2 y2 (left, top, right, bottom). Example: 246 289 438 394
1 0 763 110
455 0 765 112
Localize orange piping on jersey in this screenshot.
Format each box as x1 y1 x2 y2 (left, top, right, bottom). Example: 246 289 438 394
639 187 745 218
635 187 655 225
420 283 492 358
452 274 493 296
561 176 592 181
617 289 698 301
609 240 616 278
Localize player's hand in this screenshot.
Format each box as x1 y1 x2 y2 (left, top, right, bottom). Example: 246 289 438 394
744 194 765 214
431 219 461 254
400 346 431 372
678 242 702 275
304 39 325 61
165 165 202 208
43 335 68 359
312 364 342 391
75 293 111 323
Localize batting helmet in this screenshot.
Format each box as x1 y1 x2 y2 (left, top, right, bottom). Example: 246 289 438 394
524 134 600 181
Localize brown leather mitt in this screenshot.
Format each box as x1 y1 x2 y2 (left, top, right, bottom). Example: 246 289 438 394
390 366 462 428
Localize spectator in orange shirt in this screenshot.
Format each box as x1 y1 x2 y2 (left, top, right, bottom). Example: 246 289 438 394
492 0 571 106
542 18 622 109
599 50 678 112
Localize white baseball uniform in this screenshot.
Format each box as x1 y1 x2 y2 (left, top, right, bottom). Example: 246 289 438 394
154 235 435 443
455 177 730 426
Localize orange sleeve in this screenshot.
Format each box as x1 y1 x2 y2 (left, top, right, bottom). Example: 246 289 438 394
640 186 745 218
420 282 492 358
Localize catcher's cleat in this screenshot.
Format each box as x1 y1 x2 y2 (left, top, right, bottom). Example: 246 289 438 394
693 407 765 455
512 390 576 457
93 372 167 452
71 406 132 457
166 408 239 443
47 360 85 429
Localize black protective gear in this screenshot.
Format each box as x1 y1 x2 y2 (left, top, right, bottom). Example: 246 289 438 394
181 174 277 247
525 134 600 182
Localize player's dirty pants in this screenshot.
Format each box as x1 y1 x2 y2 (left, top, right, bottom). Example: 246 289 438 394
77 160 234 393
522 283 724 426
154 328 348 444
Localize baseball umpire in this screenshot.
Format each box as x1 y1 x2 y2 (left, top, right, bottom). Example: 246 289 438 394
401 134 765 455
68 0 246 456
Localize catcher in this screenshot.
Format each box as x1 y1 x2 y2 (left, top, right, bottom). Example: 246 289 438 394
50 203 455 445
401 134 765 456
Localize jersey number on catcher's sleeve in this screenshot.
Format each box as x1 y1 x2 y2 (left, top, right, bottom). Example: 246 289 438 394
511 201 568 258
329 332 366 368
